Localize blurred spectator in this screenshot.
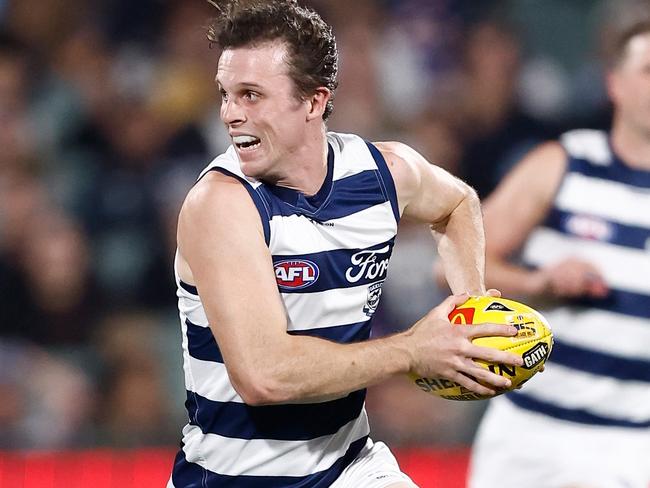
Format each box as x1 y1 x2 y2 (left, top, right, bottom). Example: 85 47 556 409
9 207 99 346
455 17 555 198
93 311 182 447
0 340 95 449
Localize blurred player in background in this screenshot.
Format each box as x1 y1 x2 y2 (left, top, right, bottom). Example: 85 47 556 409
469 3 650 487
167 1 523 487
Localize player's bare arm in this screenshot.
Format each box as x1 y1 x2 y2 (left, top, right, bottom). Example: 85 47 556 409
375 141 523 393
482 141 607 298
376 141 487 296
177 171 521 403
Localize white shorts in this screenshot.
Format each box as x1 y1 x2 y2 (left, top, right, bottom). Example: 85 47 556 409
469 397 650 488
330 438 417 488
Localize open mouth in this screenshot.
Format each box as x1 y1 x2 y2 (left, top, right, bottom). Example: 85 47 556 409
233 135 261 151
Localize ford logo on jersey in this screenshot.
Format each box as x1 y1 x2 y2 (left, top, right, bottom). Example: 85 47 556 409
274 260 319 290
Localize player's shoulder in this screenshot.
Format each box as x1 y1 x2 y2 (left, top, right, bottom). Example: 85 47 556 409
512 139 567 178
371 141 419 178
371 141 422 200
372 140 412 163
180 159 257 232
491 140 567 209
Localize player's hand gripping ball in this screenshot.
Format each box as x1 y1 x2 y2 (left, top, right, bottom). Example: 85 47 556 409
410 296 553 401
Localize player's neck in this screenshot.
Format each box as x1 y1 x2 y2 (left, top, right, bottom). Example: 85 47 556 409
273 128 329 196
610 117 650 170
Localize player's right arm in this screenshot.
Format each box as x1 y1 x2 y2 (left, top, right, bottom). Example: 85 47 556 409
177 172 521 405
483 141 608 298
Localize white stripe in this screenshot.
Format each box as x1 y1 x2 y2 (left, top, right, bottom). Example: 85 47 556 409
283 284 372 331
199 146 263 189
178 296 209 326
181 411 370 477
557 172 650 228
185 356 243 403
560 129 611 166
180 314 196 394
328 132 378 181
522 227 650 295
521 362 650 422
269 202 397 255
540 306 650 360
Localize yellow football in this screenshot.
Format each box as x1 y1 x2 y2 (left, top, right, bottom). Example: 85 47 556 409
409 296 553 401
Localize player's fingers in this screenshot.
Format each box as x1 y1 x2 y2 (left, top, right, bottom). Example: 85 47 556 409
486 288 501 298
433 293 469 317
466 323 518 339
462 362 512 390
450 371 496 397
469 345 523 367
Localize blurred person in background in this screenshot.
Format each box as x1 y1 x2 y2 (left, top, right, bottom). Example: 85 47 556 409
469 3 650 487
169 1 523 487
94 311 181 447
0 341 94 449
455 14 555 199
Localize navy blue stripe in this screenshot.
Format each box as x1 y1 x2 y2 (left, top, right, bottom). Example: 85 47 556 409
550 339 650 382
260 170 389 220
186 389 366 440
179 280 198 295
207 167 271 245
366 141 400 223
259 144 335 211
273 239 394 293
289 321 371 343
186 319 373 365
506 392 650 428
171 435 367 487
186 319 224 363
568 155 650 188
570 288 650 320
543 208 650 251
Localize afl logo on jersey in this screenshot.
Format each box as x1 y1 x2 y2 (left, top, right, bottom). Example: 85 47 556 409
565 214 613 241
274 260 319 290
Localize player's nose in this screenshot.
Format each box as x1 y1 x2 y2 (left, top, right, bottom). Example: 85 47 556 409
221 98 245 125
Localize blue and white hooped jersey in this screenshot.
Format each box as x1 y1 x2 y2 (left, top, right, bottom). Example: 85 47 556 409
506 129 650 429
170 132 400 487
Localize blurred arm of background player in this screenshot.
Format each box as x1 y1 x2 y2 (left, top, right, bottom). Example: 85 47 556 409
482 142 609 300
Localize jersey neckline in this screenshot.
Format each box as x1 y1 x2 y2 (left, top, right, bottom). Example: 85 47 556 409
265 143 335 214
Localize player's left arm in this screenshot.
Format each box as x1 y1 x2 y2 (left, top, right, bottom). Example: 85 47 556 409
375 141 486 296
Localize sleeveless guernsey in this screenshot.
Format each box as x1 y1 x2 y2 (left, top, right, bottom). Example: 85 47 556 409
506 129 650 428
170 132 400 487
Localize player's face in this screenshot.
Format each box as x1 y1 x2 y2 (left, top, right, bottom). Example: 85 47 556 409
609 32 650 135
216 41 311 179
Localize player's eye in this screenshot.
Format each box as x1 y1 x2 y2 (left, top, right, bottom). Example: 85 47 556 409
244 91 260 102
219 89 228 102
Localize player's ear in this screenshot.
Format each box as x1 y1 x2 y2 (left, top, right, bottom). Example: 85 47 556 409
306 87 331 121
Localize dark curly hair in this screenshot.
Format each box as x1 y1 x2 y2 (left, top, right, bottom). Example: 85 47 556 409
207 0 338 120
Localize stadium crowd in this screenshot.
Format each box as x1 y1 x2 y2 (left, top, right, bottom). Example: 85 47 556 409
0 0 613 450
